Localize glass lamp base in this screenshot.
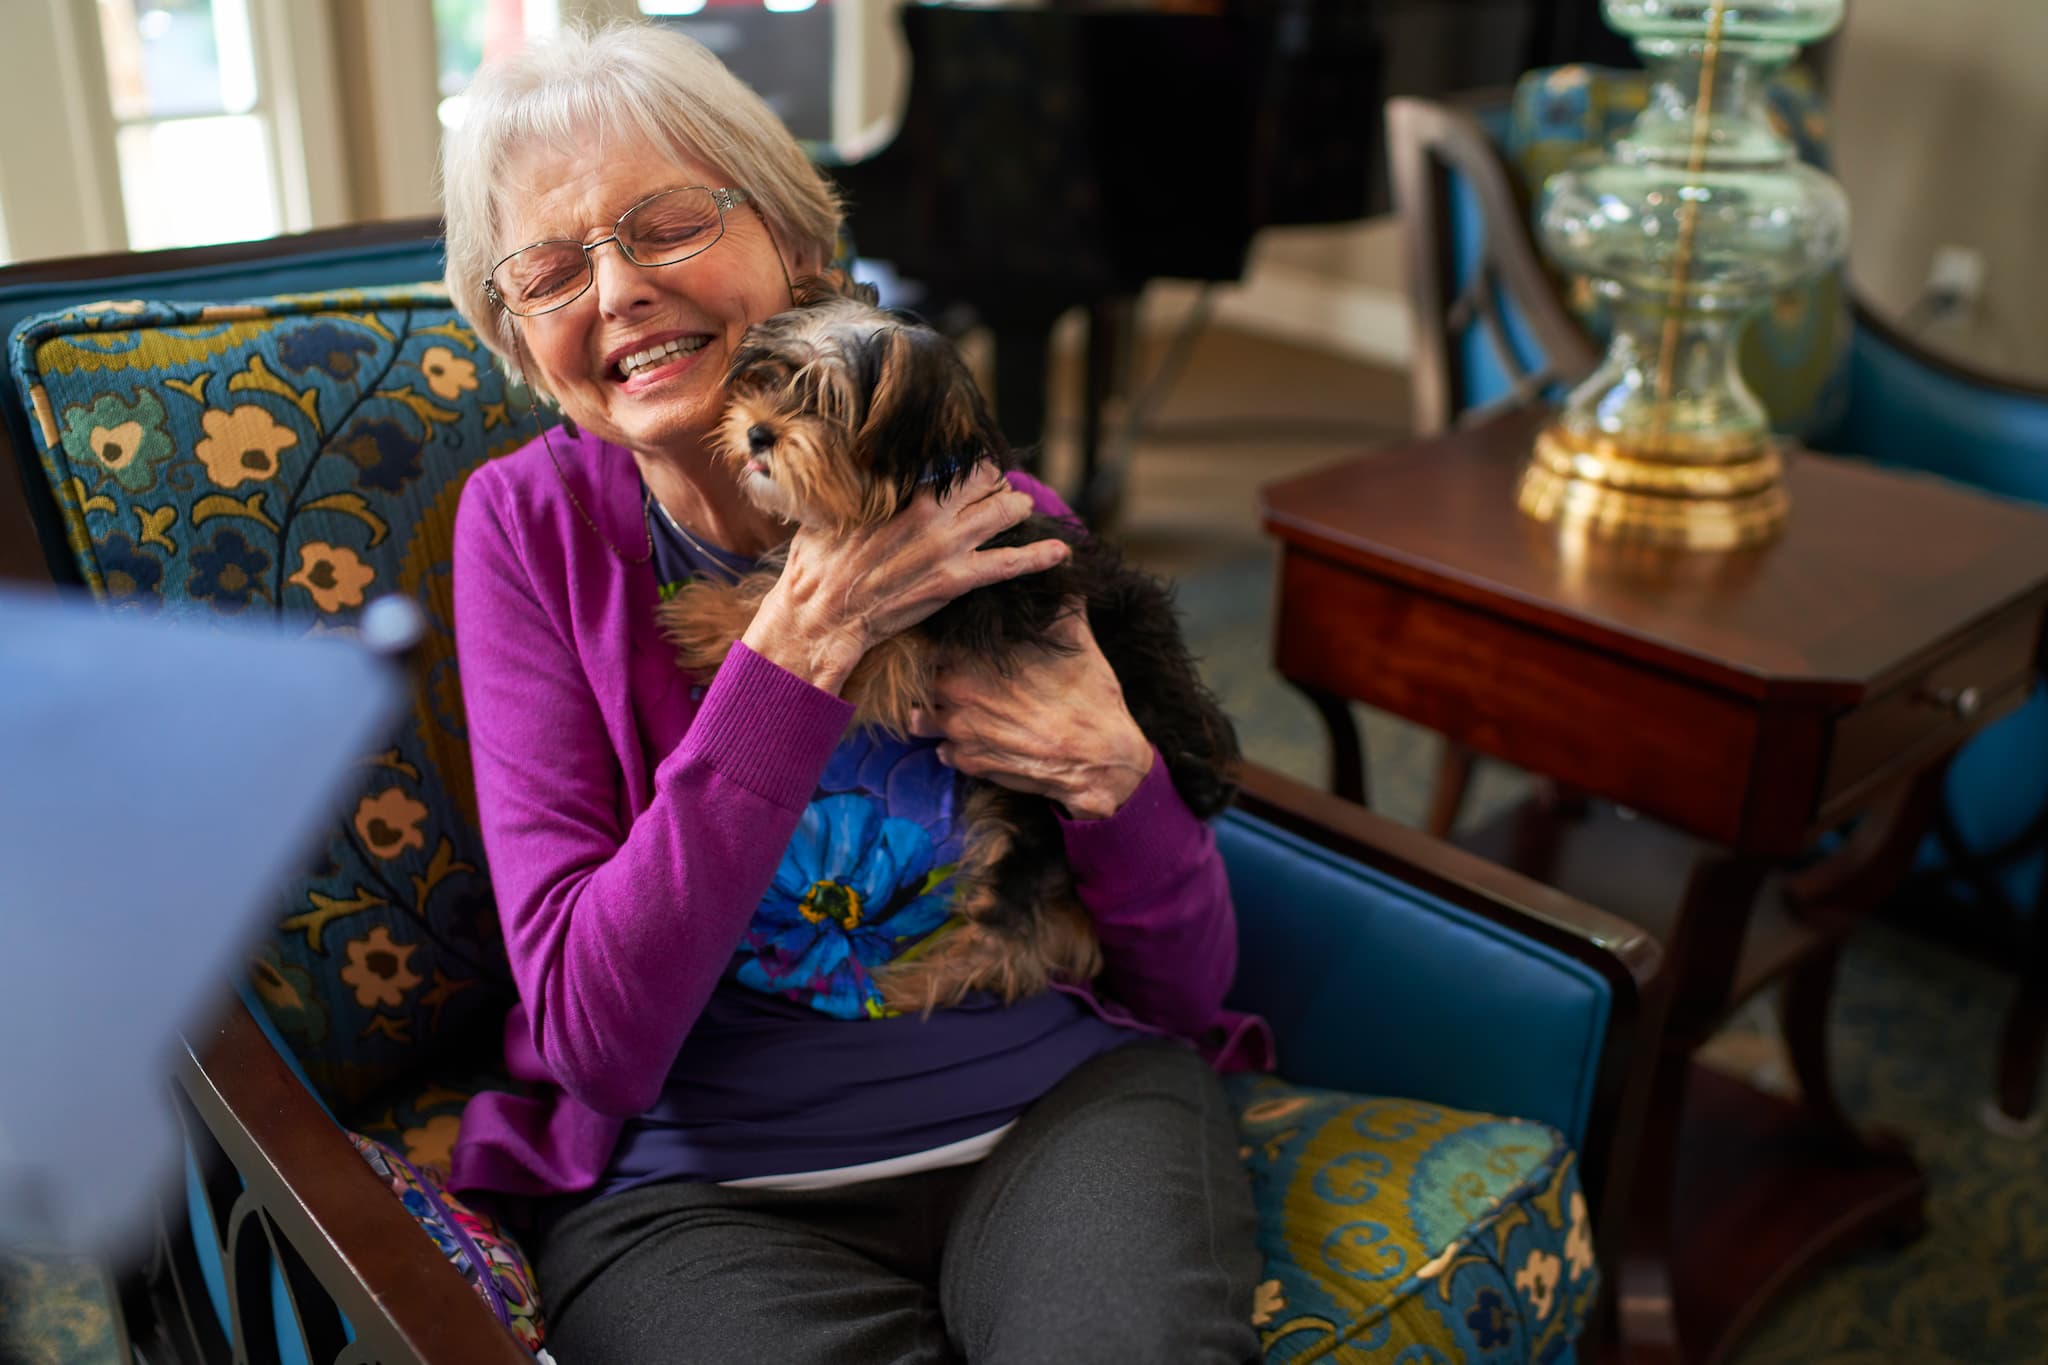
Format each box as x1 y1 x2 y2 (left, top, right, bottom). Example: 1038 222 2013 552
1516 423 1789 549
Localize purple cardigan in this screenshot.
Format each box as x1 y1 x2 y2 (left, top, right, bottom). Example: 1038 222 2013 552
445 428 1271 1199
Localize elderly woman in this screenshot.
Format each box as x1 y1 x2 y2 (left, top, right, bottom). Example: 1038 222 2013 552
441 23 1267 1365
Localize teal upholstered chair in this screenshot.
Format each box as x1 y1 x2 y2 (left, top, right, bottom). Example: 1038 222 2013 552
1386 70 2048 1125
0 226 1655 1364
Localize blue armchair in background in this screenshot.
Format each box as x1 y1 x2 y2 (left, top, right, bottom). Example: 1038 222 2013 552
0 226 1655 1364
1384 76 2048 1127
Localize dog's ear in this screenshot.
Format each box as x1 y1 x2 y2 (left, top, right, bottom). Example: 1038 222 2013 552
791 270 879 309
856 322 1007 505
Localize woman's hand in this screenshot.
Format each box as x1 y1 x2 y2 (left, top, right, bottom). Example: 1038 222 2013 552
742 463 1068 693
910 606 1154 821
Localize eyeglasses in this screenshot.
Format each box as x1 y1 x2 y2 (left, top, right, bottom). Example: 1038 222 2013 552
484 186 752 317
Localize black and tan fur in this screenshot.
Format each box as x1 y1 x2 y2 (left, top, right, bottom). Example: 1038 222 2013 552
659 273 1240 1014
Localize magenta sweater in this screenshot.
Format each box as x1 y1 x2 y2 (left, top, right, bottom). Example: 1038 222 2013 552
445 428 1270 1199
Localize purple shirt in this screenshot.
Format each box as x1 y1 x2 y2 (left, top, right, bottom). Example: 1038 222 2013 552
604 987 1131 1188
445 428 1271 1201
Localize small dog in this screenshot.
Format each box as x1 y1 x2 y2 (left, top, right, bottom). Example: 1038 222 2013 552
659 273 1240 1013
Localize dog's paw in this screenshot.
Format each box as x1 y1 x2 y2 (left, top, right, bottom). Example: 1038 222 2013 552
655 585 751 678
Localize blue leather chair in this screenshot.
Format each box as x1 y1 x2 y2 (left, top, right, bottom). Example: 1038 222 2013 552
1385 87 2048 1125
0 225 1655 1364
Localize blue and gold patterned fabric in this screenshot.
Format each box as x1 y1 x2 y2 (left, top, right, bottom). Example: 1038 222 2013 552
1505 63 1850 439
9 285 526 1107
1230 1075 1595 1363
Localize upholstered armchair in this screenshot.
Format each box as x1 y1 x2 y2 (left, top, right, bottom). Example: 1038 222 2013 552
0 226 1656 1364
1384 71 2048 1127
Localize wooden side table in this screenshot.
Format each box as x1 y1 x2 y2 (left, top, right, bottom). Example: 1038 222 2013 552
1260 409 2048 1365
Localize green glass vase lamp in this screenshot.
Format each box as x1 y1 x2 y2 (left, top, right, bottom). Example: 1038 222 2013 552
1517 0 1850 549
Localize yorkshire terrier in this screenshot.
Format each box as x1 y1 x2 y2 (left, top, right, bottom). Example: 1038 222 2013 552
658 273 1240 1014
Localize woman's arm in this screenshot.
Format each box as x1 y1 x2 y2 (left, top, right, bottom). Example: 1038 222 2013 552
455 471 851 1118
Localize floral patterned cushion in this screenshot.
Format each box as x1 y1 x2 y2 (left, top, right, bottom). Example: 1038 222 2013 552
1505 63 1851 440
1228 1075 1596 1363
348 1132 547 1358
8 285 527 1106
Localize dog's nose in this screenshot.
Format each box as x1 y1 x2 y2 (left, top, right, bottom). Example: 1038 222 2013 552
747 424 776 455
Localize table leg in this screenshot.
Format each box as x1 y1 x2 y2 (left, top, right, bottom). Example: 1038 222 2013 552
1424 741 1478 838
1994 904 2048 1126
1780 765 1947 1143
1615 851 1770 1365
1286 680 1368 806
1609 773 1942 1364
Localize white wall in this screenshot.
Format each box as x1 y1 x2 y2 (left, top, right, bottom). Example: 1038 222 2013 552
1829 0 2048 383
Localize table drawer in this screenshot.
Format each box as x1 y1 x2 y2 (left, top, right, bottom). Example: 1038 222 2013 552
1272 550 1765 845
1821 610 2040 817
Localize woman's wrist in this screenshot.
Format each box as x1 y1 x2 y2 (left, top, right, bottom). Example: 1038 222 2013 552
742 589 865 695
1062 731 1155 821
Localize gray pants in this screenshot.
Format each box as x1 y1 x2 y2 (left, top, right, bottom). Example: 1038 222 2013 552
534 1039 1265 1365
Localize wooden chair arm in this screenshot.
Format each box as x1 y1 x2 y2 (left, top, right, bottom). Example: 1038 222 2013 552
164 994 532 1365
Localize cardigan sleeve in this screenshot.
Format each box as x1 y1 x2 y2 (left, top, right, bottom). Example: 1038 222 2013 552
1011 472 1241 1037
453 468 851 1118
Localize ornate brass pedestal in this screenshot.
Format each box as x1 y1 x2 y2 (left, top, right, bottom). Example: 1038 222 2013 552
1518 423 1788 550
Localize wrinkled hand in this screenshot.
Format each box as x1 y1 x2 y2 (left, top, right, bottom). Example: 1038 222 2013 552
910 606 1154 821
743 463 1068 692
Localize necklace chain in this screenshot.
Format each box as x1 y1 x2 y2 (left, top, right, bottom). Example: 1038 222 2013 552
647 484 744 584
512 331 654 565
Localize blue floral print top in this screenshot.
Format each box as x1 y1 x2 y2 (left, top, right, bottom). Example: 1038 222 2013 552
738 736 964 1018
648 497 971 1020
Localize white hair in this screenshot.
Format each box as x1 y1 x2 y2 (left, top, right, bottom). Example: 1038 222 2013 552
440 22 843 375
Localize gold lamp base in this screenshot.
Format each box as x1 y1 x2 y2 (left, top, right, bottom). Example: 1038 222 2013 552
1516 423 1789 550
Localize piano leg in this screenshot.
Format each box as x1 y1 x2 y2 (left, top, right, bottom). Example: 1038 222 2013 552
987 309 1060 483
1073 297 1136 529
985 299 1135 529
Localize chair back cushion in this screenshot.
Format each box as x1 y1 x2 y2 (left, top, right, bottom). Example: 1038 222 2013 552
9 284 524 1105
1505 63 1851 439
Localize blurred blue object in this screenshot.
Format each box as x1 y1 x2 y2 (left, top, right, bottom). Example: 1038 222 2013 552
0 590 405 1256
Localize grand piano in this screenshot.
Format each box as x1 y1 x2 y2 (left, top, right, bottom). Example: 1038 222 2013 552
813 0 1608 523
824 0 1381 522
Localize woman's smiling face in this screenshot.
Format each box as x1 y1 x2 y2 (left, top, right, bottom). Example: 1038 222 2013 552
498 126 802 464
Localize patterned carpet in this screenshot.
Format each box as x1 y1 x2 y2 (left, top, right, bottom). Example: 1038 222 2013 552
0 1250 118 1365
1175 548 2048 1365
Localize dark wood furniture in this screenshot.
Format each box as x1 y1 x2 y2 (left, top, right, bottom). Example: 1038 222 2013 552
1261 408 2048 1365
1385 88 2048 1132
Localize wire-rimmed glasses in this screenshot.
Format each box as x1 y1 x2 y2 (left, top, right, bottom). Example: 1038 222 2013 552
484 186 752 317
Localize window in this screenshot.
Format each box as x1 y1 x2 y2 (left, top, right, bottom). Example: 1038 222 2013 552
96 0 282 250
435 0 563 129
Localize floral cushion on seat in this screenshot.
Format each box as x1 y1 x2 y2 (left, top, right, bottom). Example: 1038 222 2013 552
8 285 529 1106
1506 62 1851 441
1228 1075 1596 1363
348 1132 548 1359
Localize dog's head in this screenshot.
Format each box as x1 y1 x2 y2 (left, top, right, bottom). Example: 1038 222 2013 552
718 272 1009 531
